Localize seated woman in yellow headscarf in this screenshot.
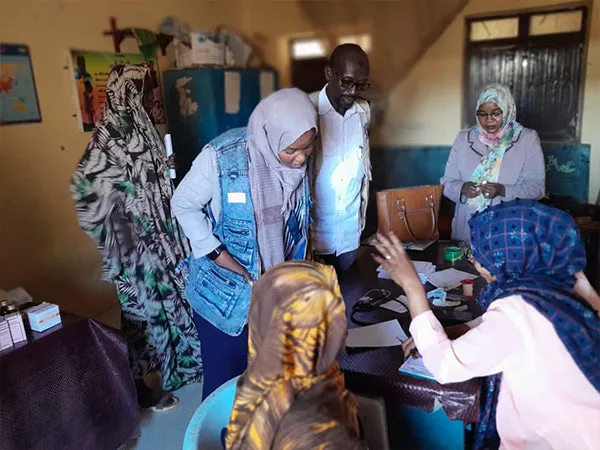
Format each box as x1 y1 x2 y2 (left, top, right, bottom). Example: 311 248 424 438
225 261 366 450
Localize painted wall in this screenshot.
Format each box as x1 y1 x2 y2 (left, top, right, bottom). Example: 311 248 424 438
239 0 469 129
380 0 600 203
0 0 244 316
2 0 596 318
0 0 468 316
240 0 467 87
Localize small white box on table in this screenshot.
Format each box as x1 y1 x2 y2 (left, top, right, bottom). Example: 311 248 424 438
24 302 61 332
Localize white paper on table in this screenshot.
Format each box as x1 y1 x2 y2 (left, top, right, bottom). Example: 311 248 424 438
380 296 409 314
378 261 435 283
346 320 408 348
427 268 478 290
399 356 436 381
413 261 436 276
224 71 241 114
259 71 275 99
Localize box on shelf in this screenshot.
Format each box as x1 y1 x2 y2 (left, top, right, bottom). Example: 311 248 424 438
0 319 13 351
5 312 26 344
24 302 61 332
6 286 34 310
174 32 233 68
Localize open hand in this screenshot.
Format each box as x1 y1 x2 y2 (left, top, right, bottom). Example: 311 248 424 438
372 232 422 293
372 232 430 317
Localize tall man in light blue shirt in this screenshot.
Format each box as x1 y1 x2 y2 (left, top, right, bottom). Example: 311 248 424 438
310 44 372 273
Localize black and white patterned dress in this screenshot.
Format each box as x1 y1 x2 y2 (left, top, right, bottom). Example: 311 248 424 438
71 65 202 390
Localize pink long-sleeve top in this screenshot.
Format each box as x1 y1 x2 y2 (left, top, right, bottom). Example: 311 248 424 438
410 294 600 450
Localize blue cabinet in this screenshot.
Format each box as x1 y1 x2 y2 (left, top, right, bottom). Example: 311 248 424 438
162 68 279 180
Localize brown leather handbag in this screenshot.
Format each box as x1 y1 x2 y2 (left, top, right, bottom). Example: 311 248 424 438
376 185 443 242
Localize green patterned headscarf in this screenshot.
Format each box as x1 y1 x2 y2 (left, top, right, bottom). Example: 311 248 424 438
468 85 523 211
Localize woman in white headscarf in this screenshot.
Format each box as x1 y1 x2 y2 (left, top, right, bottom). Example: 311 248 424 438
441 85 546 243
171 88 318 399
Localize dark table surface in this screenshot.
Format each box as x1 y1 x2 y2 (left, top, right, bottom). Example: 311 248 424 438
336 241 485 423
0 312 139 450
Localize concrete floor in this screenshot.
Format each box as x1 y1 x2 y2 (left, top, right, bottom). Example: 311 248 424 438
96 306 204 450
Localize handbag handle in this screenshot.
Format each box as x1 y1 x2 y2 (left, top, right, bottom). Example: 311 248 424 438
395 194 437 242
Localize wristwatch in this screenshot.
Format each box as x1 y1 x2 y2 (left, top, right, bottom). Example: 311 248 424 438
207 244 225 261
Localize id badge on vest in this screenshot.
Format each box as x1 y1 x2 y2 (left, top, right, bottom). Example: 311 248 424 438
227 192 247 204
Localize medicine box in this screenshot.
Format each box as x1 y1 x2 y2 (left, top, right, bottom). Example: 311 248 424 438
0 319 13 351
5 312 27 344
25 302 61 332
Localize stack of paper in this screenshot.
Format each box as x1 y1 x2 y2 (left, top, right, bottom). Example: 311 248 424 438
346 320 408 348
344 319 438 382
426 268 478 290
377 261 436 284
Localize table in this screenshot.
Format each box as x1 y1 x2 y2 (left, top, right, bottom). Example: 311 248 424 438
337 241 485 449
0 313 139 450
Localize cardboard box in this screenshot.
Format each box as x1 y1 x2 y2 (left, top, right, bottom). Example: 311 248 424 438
25 302 61 332
174 33 233 68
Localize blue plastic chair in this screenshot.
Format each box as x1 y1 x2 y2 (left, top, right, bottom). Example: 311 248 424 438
183 376 239 450
182 377 390 449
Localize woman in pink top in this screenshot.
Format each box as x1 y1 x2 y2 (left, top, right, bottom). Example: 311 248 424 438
373 199 600 450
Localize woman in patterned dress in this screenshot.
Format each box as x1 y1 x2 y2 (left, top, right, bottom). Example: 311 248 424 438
71 64 202 410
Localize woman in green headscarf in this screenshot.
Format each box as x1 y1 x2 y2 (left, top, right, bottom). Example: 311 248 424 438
441 85 546 243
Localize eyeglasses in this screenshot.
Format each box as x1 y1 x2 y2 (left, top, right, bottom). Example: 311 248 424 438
476 111 503 121
335 72 371 92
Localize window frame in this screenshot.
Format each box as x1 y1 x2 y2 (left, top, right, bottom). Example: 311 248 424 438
462 4 590 142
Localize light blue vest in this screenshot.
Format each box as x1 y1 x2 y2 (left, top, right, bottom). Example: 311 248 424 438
185 128 310 336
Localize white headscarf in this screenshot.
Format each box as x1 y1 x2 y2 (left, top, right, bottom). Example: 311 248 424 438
246 88 317 270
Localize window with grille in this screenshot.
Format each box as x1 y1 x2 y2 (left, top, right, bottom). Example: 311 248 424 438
464 7 588 142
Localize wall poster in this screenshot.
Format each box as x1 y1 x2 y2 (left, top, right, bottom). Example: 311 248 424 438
0 43 42 125
69 50 165 132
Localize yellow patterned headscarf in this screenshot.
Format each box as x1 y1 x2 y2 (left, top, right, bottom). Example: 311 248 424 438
225 261 364 450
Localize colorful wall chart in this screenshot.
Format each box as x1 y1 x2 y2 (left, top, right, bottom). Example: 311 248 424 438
70 50 165 131
0 43 42 125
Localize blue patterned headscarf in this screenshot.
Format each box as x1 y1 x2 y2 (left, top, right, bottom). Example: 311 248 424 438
469 199 600 449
